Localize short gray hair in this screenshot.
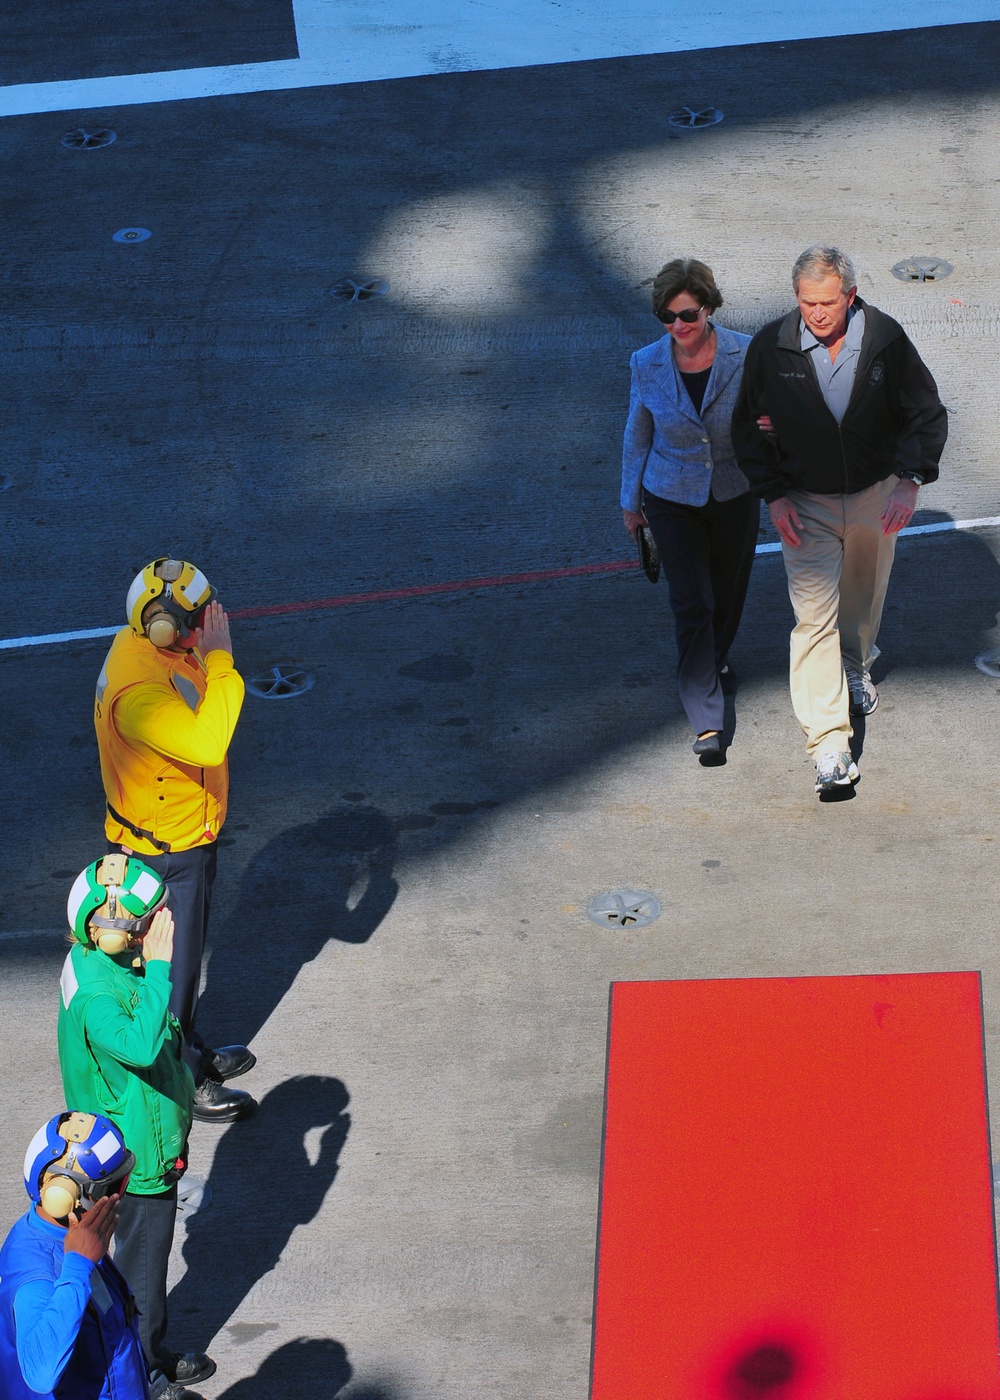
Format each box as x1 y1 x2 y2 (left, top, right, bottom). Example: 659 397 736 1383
792 245 857 294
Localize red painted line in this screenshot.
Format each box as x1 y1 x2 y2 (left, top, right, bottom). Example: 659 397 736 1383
592 973 1000 1400
228 559 636 620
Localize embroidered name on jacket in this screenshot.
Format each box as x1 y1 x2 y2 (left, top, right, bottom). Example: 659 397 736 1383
778 370 807 379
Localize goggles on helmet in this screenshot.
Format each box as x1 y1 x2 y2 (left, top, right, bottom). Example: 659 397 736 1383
43 1155 134 1209
144 592 212 642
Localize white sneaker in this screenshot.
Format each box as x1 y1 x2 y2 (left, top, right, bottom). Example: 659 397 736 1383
814 751 860 793
844 666 879 716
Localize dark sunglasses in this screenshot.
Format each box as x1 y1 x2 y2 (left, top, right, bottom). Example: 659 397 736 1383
662 307 704 324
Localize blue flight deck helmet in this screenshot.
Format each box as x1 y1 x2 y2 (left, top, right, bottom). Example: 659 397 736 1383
24 1111 135 1219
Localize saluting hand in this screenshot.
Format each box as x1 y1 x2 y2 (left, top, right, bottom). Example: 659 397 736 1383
64 1194 119 1262
142 908 174 965
196 600 233 659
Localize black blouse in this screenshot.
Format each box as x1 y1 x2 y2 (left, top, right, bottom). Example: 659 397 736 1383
679 366 712 417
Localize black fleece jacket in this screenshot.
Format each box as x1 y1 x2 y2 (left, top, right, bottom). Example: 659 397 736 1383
731 298 948 502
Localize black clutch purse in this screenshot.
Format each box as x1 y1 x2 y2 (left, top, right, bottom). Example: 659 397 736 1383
637 526 661 583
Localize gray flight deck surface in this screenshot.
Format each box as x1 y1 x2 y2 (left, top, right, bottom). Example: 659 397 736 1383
2 17 1000 1398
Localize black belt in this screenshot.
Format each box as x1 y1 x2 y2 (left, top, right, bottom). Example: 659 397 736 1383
106 802 171 854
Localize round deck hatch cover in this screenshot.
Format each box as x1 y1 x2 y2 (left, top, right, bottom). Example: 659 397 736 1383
247 664 314 699
891 256 953 282
62 128 116 149
668 105 724 128
587 890 661 930
974 648 1000 679
330 276 388 302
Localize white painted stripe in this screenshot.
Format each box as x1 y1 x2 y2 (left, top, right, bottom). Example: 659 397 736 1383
746 514 1000 555
0 0 997 117
0 928 66 943
0 626 119 652
0 514 998 654
903 515 1000 536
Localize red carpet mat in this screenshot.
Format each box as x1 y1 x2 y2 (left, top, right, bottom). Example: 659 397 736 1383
591 973 1000 1399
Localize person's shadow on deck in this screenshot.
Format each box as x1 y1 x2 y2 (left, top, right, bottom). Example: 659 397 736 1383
215 1337 402 1400
170 1075 351 1356
200 804 398 1051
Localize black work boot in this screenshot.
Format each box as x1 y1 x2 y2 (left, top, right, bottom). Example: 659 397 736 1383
192 1078 256 1122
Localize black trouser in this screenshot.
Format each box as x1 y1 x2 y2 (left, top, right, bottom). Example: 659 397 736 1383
114 1186 178 1383
118 842 217 1079
642 488 759 736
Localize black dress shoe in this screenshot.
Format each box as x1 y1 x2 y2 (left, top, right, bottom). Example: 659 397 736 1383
192 1078 257 1122
692 732 721 756
153 1384 204 1400
204 1045 256 1082
168 1353 217 1386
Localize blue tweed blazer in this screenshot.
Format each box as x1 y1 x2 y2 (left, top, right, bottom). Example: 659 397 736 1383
621 323 751 511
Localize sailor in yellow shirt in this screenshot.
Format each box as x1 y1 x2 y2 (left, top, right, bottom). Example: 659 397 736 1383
95 558 257 1123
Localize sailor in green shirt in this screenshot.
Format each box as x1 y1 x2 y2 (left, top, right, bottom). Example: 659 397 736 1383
58 854 214 1400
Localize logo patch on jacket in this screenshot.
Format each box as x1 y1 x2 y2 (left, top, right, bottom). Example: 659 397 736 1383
869 363 885 385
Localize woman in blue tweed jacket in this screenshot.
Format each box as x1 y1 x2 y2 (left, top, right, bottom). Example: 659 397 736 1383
621 259 758 760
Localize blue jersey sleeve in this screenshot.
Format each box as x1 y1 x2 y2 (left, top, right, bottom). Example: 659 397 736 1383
12 1252 96 1392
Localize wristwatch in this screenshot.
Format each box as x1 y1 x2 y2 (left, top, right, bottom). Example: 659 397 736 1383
897 471 924 485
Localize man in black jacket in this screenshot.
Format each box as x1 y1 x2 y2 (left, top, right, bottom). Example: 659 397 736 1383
732 245 947 794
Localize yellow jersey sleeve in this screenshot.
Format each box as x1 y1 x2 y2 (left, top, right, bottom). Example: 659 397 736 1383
114 651 245 767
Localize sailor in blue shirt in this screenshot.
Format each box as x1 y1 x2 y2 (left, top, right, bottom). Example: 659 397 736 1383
0 1111 148 1400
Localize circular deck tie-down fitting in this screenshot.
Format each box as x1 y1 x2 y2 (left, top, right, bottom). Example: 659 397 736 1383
668 105 724 129
112 227 151 244
246 663 314 699
974 648 1000 679
587 889 661 930
329 276 388 303
61 128 116 149
891 256 953 282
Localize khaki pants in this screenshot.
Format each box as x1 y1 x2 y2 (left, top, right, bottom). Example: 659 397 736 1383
781 478 897 759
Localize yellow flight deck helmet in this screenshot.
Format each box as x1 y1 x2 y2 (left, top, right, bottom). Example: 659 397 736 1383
126 557 216 649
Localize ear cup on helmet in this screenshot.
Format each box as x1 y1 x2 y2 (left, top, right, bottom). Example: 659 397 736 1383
146 612 179 649
40 1175 80 1219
